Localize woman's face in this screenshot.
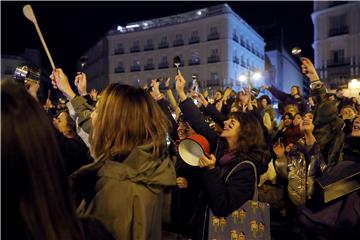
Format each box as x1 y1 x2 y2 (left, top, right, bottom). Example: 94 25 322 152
291 86 298 96
177 121 192 140
221 117 241 139
293 114 302 127
352 116 360 137
53 112 69 134
261 98 268 108
283 115 292 127
215 91 222 101
304 112 314 121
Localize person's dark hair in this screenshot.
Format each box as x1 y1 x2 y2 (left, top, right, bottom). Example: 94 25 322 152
259 95 272 105
291 85 301 96
282 112 294 120
228 112 269 166
56 109 77 136
2 80 85 240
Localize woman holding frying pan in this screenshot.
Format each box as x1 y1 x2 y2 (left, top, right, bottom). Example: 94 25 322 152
175 72 270 240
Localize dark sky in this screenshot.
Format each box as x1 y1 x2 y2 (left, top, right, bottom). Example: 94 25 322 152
2 1 314 77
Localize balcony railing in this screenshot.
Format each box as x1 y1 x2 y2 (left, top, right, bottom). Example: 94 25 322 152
328 26 349 37
233 57 239 64
130 65 141 72
188 59 201 65
240 61 247 68
207 55 220 63
327 57 350 67
114 48 124 55
144 63 155 71
173 39 184 47
130 46 141 53
158 62 169 69
207 32 220 41
144 44 154 51
233 35 239 43
158 42 169 49
188 36 200 44
114 66 125 73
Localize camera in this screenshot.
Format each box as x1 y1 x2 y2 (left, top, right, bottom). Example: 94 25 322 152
13 65 40 85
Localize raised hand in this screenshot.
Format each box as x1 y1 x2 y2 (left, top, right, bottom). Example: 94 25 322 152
50 68 76 100
74 72 87 96
301 57 320 82
175 71 187 101
195 93 209 108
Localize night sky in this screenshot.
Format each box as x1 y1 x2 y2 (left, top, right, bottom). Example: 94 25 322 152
2 1 314 78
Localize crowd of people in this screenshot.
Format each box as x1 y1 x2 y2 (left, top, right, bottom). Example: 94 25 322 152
2 56 360 240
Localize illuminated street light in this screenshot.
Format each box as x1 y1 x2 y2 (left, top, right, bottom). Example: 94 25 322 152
253 72 262 80
239 75 247 82
349 78 360 89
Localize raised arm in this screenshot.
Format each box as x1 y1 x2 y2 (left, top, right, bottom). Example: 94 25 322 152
175 72 219 151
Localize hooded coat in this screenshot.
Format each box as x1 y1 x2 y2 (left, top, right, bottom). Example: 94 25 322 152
72 144 176 240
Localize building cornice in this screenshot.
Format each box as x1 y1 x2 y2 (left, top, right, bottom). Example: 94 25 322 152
311 2 358 23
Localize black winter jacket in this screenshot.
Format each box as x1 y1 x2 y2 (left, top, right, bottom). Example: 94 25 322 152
178 98 268 240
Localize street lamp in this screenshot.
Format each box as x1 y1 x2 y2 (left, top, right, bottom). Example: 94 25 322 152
239 67 263 88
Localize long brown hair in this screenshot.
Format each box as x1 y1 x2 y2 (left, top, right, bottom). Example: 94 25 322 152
229 112 269 165
90 83 170 160
2 80 84 240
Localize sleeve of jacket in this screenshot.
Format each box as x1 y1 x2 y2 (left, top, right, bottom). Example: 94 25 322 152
268 85 290 102
69 96 95 134
202 165 255 217
203 103 227 128
157 99 179 141
179 98 219 152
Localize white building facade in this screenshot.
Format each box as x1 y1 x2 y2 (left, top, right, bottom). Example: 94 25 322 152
312 1 360 89
265 48 309 96
83 4 265 92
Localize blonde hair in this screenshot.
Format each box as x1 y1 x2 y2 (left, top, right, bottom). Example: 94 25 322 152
90 84 170 161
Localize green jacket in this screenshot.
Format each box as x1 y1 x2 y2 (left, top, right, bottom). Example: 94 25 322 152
72 144 176 240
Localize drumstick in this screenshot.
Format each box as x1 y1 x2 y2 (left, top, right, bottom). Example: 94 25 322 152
23 5 56 70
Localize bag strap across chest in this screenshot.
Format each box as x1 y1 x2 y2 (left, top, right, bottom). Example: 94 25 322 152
225 160 258 201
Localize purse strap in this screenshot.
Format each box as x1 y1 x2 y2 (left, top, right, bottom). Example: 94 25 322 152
225 160 258 201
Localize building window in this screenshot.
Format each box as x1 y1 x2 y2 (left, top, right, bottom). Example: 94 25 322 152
208 49 220 63
329 14 348 37
159 36 169 49
130 41 141 53
328 49 350 66
158 56 169 69
189 51 201 65
240 55 246 67
173 34 184 47
240 36 245 47
144 39 154 51
233 30 239 42
114 43 124 55
208 27 220 41
208 72 220 86
114 62 125 73
144 58 155 71
233 50 239 64
131 59 141 72
189 31 200 44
